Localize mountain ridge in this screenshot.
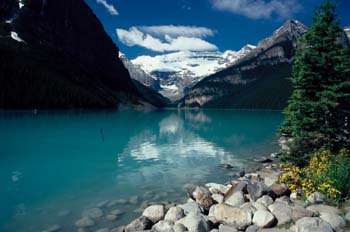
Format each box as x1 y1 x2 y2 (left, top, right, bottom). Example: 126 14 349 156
179 19 308 109
0 0 167 109
130 45 256 100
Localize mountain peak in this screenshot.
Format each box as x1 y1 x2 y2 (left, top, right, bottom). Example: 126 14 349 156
256 19 307 52
273 19 308 37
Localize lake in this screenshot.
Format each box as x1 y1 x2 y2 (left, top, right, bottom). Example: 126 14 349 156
0 109 283 232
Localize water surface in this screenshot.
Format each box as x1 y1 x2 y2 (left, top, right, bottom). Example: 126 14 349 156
0 109 283 231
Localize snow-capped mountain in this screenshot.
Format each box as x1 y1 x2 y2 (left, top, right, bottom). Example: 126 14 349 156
180 19 308 109
131 45 256 100
119 52 160 90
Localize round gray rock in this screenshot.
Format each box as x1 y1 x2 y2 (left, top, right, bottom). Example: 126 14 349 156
224 191 246 207
256 195 274 207
267 203 292 225
164 206 185 222
179 202 203 215
125 216 153 232
152 220 174 232
252 210 276 228
306 204 341 215
209 203 252 230
176 212 210 232
205 183 230 194
295 217 333 232
307 192 326 204
142 205 165 223
292 206 314 221
320 213 346 231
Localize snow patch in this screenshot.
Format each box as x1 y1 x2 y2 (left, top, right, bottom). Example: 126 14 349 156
160 84 179 91
18 0 24 9
10 32 25 43
131 46 253 79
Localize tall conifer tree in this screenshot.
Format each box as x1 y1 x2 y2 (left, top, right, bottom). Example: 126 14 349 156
281 1 350 165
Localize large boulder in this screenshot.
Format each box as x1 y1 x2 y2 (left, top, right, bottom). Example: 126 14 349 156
179 202 204 215
270 184 290 197
224 191 246 207
209 203 252 229
152 220 175 232
240 203 258 215
267 203 292 225
247 182 267 201
295 217 333 232
225 182 247 197
306 204 341 215
176 212 210 232
320 213 346 231
164 206 185 222
125 216 153 232
196 192 214 210
252 210 276 228
307 192 326 204
193 186 211 199
256 196 274 207
205 183 230 194
142 205 165 223
275 196 292 205
291 206 314 221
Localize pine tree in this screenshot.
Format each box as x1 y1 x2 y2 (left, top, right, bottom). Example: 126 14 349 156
281 1 350 165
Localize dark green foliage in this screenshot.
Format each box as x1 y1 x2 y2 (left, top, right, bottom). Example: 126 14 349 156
206 63 292 109
0 38 119 109
327 151 350 203
281 1 350 165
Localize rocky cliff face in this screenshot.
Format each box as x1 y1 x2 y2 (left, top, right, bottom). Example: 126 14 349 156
0 0 167 109
119 52 161 91
180 20 308 109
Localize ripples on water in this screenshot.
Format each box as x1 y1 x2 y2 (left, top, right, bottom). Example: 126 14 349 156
0 109 283 231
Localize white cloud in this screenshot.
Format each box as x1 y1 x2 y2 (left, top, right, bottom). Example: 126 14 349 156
96 0 118 15
212 0 301 20
116 27 218 52
138 25 215 38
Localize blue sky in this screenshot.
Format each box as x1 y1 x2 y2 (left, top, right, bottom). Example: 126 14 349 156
85 0 350 59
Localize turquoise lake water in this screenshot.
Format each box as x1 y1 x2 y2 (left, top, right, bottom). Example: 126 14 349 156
0 109 283 232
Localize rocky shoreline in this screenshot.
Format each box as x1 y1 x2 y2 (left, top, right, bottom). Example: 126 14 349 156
44 153 350 232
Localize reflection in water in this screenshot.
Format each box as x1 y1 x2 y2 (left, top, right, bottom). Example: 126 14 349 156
0 109 283 232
